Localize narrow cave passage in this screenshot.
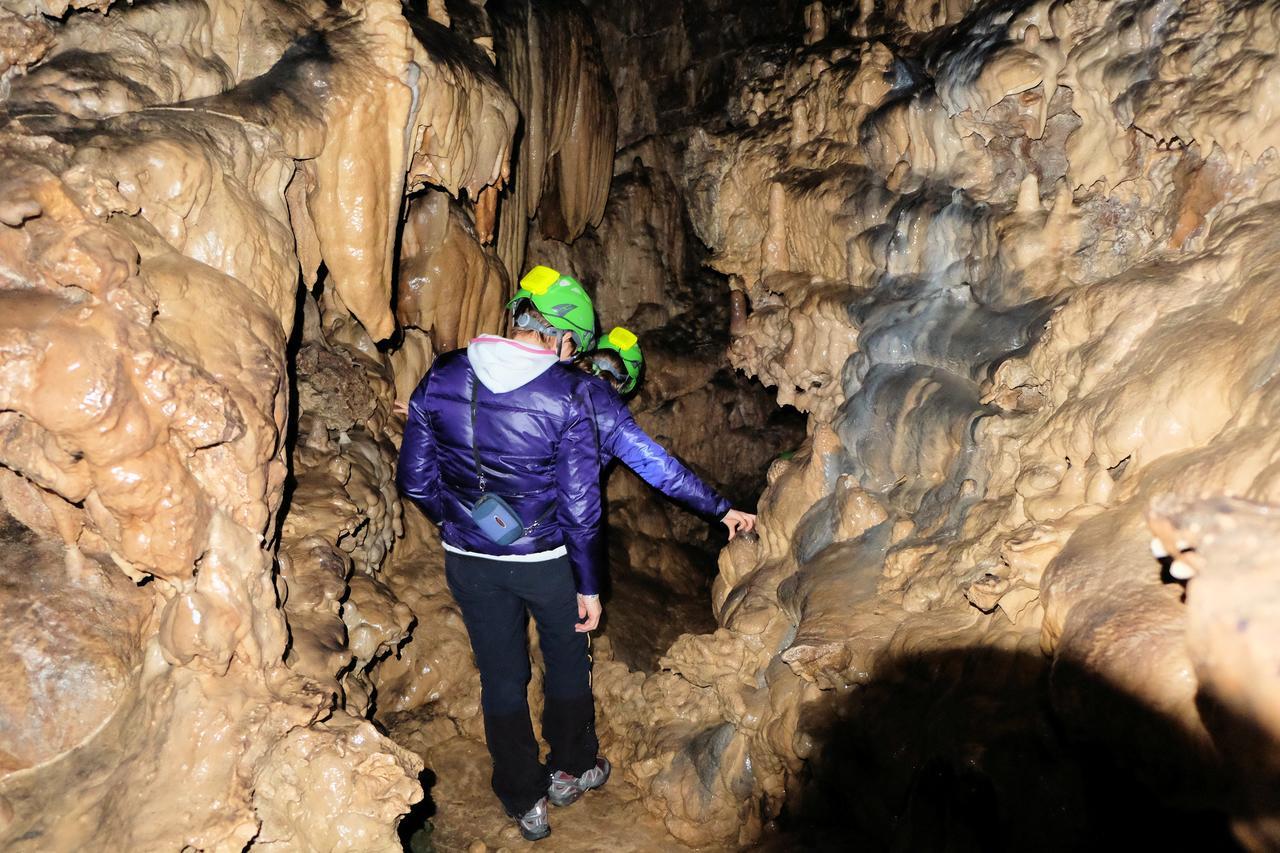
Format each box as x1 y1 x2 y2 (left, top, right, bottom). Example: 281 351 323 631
2 0 1279 852
305 0 1280 845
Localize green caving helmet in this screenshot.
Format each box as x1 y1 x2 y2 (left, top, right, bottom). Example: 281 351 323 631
597 326 643 394
507 265 598 351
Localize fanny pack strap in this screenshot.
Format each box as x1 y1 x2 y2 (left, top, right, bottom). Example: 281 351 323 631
469 369 556 533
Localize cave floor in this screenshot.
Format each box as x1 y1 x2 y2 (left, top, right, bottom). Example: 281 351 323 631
414 736 702 852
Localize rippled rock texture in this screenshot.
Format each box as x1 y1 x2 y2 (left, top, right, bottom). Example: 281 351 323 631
558 0 1280 848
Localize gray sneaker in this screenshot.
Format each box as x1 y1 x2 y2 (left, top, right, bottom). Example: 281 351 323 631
515 797 550 841
547 757 611 807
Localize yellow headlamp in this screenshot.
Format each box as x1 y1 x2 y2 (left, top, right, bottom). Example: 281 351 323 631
519 265 562 295
607 326 638 351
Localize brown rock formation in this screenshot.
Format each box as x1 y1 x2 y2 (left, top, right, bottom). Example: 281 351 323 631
518 0 1280 848
0 0 610 847
1149 497 1280 849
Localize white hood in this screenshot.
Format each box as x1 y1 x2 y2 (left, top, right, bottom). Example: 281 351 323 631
467 335 559 393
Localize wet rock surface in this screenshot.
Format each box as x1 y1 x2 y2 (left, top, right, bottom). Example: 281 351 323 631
0 0 610 847
517 0 1280 848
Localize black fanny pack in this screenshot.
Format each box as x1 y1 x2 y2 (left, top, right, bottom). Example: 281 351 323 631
467 372 553 545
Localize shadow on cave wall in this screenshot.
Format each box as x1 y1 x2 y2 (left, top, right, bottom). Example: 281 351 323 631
767 646 1251 853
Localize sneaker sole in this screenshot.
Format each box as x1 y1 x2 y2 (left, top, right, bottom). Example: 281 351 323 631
519 826 551 842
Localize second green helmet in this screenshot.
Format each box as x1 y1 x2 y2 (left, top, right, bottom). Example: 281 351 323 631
597 326 643 394
507 265 597 351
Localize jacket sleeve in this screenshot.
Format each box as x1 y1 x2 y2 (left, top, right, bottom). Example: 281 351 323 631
396 374 443 525
556 390 606 596
607 412 732 520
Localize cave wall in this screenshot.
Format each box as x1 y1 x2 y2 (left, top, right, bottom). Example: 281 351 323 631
567 0 1280 848
0 0 614 848
520 0 812 610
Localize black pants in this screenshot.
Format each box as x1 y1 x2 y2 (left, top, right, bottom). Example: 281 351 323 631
444 551 599 816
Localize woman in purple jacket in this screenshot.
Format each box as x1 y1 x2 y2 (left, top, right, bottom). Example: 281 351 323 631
575 326 757 538
398 268 611 841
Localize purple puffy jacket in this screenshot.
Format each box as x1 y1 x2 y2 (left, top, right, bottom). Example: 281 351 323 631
397 348 606 595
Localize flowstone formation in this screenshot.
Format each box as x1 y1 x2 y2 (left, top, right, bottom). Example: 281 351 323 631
543 0 1280 848
0 0 615 848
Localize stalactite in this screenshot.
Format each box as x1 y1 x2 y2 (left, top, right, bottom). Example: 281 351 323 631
396 188 509 358
490 0 617 281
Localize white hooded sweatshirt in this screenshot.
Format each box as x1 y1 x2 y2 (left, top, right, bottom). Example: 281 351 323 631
467 334 559 393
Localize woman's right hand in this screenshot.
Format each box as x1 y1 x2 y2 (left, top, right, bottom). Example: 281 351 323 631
721 509 757 539
576 594 602 632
